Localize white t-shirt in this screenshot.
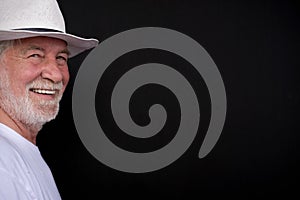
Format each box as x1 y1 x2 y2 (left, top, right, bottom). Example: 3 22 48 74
0 123 61 200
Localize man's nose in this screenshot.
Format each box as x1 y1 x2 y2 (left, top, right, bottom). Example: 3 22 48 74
40 58 63 83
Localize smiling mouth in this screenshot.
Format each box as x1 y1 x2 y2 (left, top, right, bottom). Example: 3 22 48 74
30 88 57 95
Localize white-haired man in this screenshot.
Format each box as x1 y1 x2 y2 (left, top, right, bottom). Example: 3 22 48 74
0 0 98 199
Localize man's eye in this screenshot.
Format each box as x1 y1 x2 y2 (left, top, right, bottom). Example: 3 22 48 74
28 54 42 58
57 56 68 62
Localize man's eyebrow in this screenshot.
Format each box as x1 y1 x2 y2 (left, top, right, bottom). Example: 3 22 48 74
21 45 70 56
21 45 45 54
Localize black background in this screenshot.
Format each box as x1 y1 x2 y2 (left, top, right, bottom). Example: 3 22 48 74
37 0 299 199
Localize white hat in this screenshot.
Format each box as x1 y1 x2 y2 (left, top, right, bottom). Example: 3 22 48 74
0 0 99 57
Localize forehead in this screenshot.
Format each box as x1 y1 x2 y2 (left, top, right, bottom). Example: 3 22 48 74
17 36 68 52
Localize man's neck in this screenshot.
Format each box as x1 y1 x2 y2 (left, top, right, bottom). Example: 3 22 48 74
0 107 39 144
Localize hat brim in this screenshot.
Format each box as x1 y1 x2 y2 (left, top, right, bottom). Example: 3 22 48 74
0 29 99 57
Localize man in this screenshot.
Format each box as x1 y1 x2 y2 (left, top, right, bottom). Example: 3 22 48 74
0 0 98 199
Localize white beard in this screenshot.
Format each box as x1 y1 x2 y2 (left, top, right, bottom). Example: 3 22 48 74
0 70 63 131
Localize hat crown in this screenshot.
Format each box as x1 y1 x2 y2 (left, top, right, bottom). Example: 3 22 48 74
0 0 65 32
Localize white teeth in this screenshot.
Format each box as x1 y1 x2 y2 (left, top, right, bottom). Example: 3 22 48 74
32 89 56 95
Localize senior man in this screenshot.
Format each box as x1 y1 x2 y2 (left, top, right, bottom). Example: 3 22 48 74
0 0 98 199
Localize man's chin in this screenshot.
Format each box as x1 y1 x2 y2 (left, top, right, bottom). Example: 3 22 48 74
24 115 57 132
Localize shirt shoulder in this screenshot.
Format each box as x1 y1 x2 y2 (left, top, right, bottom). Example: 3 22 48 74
0 132 27 170
0 125 62 199
0 168 36 199
0 130 37 199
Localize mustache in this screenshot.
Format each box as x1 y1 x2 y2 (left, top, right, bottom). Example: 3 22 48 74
27 79 63 91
